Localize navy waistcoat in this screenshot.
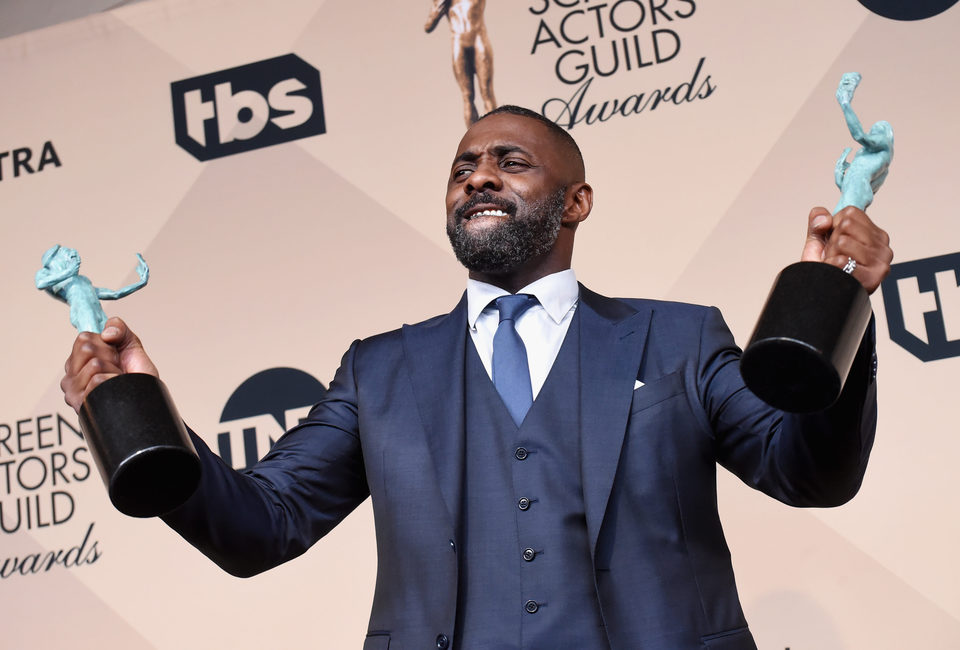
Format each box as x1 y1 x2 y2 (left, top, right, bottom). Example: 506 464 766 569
455 312 609 649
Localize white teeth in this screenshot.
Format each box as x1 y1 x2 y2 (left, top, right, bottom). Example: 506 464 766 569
473 209 507 217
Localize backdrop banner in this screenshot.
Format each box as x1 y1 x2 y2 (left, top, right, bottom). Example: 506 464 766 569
2 0 958 648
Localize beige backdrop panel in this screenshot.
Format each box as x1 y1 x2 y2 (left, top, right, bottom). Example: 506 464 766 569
1 0 958 648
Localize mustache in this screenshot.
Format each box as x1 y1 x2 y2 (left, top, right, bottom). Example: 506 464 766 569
454 192 517 221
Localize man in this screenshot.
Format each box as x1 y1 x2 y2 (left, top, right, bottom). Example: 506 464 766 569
62 106 893 649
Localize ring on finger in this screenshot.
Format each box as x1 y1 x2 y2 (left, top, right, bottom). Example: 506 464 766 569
842 257 857 274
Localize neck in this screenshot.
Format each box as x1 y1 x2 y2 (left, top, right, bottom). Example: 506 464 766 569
468 259 569 294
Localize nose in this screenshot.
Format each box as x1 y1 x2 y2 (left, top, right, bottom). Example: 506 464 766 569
465 159 502 194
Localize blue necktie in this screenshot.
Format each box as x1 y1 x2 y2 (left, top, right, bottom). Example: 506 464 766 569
493 294 536 426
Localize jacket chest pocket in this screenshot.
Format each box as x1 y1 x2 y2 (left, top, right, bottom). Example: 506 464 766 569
629 370 685 414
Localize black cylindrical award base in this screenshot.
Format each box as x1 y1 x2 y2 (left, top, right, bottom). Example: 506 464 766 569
78 373 200 518
741 261 871 413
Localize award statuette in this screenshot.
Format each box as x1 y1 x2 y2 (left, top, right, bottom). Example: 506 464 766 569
36 246 200 517
740 73 893 412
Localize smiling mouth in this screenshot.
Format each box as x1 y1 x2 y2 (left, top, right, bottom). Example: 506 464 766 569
454 192 517 223
466 208 509 220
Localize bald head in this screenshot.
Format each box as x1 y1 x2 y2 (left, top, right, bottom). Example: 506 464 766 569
477 105 585 181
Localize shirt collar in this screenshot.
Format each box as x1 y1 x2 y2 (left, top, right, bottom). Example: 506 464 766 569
466 269 579 329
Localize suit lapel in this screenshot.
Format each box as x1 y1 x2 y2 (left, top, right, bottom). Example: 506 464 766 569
397 286 651 549
577 286 652 556
401 294 468 531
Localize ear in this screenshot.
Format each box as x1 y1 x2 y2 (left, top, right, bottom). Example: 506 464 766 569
562 182 593 227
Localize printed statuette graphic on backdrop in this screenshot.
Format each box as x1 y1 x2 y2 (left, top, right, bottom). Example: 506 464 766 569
424 0 498 127
740 73 892 413
834 72 894 212
35 245 199 519
35 245 149 333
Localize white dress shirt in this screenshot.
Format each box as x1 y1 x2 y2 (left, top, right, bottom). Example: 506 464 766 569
466 269 579 398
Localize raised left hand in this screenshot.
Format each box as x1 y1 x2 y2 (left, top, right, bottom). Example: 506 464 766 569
801 206 892 294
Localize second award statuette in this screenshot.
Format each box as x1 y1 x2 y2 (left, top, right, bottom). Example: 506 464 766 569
740 73 892 413
36 246 200 517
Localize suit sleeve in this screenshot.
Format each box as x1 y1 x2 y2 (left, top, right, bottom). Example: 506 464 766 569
161 341 370 577
697 306 878 507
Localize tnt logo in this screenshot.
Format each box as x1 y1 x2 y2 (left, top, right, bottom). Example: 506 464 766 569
171 54 326 161
856 0 959 21
881 252 960 361
217 367 327 470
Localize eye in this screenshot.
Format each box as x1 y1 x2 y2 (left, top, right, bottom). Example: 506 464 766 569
502 159 529 170
451 166 473 180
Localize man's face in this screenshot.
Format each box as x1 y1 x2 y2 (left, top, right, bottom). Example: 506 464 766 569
445 113 571 275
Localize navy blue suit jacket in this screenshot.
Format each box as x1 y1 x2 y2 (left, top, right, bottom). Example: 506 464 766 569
164 286 877 649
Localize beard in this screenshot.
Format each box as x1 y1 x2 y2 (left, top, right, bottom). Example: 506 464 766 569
446 187 566 275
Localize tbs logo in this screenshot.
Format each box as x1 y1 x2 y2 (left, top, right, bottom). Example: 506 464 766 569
881 252 960 362
171 54 325 161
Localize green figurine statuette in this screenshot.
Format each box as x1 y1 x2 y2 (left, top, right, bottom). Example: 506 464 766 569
740 73 891 413
35 245 149 333
834 72 894 213
37 245 199 517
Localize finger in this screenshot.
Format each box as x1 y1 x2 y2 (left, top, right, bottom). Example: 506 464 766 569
822 253 888 294
62 371 118 412
61 355 120 412
824 209 893 267
61 373 85 413
100 317 127 345
822 207 893 295
801 207 833 262
824 235 877 270
61 320 147 413
102 317 159 377
831 206 890 244
64 331 121 377
825 238 893 273
62 335 122 399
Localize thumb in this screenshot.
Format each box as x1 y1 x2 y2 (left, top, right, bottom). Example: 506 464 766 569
101 317 159 377
801 207 833 262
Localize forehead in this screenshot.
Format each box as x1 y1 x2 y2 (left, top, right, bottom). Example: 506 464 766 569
453 114 558 160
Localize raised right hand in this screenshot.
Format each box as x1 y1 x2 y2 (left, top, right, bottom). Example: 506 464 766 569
61 317 158 413
800 205 892 295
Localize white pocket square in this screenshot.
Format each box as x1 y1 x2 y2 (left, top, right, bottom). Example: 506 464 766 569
634 380 645 390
